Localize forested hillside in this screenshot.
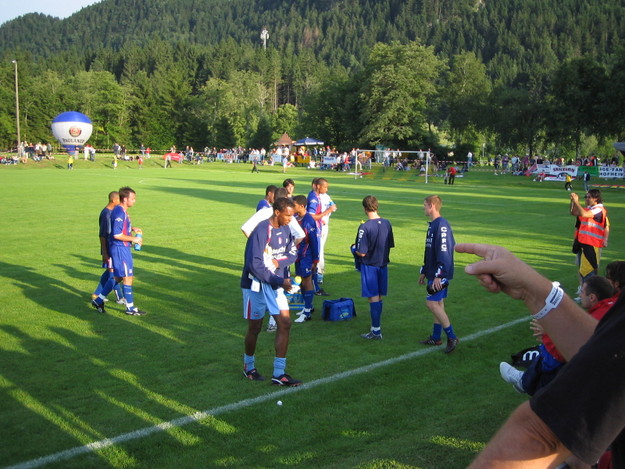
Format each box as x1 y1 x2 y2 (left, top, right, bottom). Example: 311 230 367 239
1 0 625 157
2 0 624 78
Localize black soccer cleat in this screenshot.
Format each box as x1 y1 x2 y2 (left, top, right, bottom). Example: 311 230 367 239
314 289 330 296
444 338 460 354
420 336 442 346
125 308 146 316
91 300 106 314
243 368 265 381
361 331 383 340
271 374 303 387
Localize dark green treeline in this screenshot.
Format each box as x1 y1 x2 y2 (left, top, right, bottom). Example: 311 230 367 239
1 0 625 157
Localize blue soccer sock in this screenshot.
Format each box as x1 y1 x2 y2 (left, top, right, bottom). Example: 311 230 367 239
432 323 443 341
93 270 109 296
123 284 134 310
113 280 123 302
273 357 287 377
244 354 255 372
102 274 119 299
95 274 116 305
303 290 314 312
370 301 383 332
93 295 105 306
444 325 457 340
312 272 320 292
114 283 123 301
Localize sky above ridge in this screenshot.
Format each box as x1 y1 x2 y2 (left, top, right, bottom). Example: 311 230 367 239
0 0 101 26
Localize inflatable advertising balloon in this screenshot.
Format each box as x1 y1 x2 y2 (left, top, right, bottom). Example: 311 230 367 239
51 111 93 154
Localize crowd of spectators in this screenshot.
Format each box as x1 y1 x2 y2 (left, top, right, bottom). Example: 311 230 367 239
4 141 624 178
490 153 622 176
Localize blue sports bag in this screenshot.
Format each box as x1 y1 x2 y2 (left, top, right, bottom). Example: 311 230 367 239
322 298 356 321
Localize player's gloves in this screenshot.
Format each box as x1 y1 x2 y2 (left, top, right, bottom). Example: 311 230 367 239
350 244 362 272
426 278 449 295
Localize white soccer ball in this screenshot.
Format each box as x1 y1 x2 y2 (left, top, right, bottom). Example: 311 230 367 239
277 400 283 406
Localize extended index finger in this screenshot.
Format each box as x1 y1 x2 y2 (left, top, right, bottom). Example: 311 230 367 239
455 243 492 258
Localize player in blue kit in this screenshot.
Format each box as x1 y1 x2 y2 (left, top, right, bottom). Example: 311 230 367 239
256 185 277 211
307 178 337 296
292 195 320 323
354 195 395 339
91 191 124 308
419 195 459 353
92 187 146 316
241 186 305 332
282 178 295 199
241 197 302 386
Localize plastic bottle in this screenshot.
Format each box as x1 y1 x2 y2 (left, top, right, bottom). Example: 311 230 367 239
134 233 142 251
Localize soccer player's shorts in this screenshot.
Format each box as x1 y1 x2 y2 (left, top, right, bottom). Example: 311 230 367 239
242 284 289 320
101 257 114 269
295 259 314 277
360 264 388 298
577 244 600 279
426 279 450 301
110 246 134 278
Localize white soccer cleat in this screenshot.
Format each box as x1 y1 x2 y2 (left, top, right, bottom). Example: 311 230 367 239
294 313 311 323
499 362 525 393
266 316 277 332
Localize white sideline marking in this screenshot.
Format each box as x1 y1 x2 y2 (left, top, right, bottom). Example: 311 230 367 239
6 317 528 469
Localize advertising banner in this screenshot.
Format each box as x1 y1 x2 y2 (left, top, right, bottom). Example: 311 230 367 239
598 166 624 179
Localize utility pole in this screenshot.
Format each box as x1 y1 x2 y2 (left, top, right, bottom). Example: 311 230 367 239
11 60 21 156
260 28 269 50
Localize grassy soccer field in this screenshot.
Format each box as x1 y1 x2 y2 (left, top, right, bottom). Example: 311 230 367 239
1 158 623 468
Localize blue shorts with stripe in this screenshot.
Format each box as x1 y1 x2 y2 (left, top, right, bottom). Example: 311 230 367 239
360 264 388 298
242 283 289 320
109 246 134 278
295 259 314 278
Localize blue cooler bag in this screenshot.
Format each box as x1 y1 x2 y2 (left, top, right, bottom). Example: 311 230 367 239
286 291 305 311
322 298 356 321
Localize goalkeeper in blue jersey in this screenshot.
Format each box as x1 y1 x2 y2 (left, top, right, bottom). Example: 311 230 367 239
419 195 459 353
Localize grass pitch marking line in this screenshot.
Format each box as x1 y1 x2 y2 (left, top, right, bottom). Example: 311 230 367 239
7 316 528 469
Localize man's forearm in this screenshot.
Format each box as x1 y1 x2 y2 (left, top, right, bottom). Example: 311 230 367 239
457 243 597 360
532 296 597 361
516 272 596 361
570 200 583 216
469 402 569 468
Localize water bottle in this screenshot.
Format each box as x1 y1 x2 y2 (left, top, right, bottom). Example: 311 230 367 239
134 233 142 251
290 275 301 293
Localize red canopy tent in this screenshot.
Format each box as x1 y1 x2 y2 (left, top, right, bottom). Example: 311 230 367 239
274 133 293 146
